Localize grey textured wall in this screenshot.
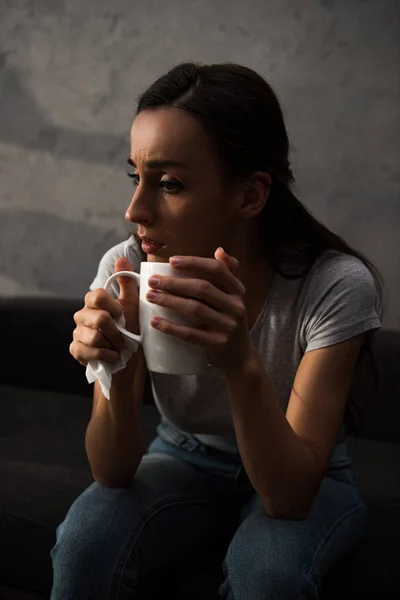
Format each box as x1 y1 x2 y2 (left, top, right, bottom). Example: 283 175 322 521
0 0 399 327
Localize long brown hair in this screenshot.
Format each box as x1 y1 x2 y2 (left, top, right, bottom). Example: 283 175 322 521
135 61 384 434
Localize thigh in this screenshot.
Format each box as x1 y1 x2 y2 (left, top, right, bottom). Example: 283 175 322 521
51 451 238 600
221 475 367 600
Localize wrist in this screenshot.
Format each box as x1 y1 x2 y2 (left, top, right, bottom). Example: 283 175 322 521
111 353 138 388
222 345 260 383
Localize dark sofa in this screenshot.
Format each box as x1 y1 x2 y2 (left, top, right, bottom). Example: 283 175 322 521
0 297 399 599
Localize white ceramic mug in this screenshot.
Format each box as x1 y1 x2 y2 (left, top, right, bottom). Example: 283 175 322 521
104 262 209 374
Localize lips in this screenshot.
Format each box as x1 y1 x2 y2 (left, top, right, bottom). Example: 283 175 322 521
139 235 165 254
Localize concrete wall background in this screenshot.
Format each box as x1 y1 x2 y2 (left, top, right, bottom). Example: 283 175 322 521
0 0 399 327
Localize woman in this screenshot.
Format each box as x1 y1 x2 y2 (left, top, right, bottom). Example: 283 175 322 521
51 62 382 599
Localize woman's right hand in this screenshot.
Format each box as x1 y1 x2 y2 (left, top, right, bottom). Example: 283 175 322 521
70 257 140 367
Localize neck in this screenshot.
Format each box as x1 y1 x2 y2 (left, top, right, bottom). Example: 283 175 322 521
229 236 275 329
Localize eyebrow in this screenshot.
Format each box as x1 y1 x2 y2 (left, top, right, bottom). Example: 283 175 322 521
127 157 187 169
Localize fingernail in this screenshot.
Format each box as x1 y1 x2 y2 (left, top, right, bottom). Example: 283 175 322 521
148 276 160 287
170 257 181 266
151 316 161 329
147 290 158 301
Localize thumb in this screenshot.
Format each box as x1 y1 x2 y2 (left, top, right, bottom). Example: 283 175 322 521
214 247 241 280
114 257 138 301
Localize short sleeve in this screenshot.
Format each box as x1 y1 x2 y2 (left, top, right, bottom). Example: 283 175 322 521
301 253 382 353
89 235 144 299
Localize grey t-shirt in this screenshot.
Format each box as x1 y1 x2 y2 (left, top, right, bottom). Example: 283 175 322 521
90 235 381 453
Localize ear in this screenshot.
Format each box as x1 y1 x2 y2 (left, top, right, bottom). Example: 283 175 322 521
236 171 271 220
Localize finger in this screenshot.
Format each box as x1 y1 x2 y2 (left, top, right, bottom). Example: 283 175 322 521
214 247 241 280
73 325 112 350
151 316 226 348
74 307 123 351
146 290 238 331
169 255 245 296
147 277 245 320
114 257 138 302
84 289 123 321
69 341 120 366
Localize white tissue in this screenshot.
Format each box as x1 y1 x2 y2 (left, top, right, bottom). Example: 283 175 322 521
85 313 140 400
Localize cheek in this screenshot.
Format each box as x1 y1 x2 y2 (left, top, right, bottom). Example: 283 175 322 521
177 200 228 235
164 187 233 250
187 188 231 221
182 213 230 254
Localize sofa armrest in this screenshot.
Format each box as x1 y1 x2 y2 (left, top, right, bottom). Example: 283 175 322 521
0 296 155 402
0 297 90 396
348 329 400 443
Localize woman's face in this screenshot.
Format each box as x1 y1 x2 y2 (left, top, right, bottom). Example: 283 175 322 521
126 107 241 262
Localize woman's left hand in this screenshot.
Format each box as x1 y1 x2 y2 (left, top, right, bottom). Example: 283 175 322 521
146 247 254 374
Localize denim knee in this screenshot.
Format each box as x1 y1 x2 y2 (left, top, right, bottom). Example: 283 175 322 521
50 482 137 600
221 538 318 600
220 519 318 600
53 484 106 552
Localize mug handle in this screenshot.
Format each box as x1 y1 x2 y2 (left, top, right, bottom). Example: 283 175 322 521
103 270 142 344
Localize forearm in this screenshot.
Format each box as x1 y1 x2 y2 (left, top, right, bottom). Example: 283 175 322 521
224 349 320 519
85 349 147 488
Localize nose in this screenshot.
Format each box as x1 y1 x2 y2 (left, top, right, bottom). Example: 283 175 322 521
125 190 156 228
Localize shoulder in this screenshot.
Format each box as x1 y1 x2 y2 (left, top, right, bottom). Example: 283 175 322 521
299 250 381 352
306 249 375 290
302 250 379 314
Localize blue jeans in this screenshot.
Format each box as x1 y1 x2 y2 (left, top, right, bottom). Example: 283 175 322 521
50 420 366 599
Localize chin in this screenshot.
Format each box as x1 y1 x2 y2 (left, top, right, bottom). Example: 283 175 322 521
147 246 171 263
147 254 170 263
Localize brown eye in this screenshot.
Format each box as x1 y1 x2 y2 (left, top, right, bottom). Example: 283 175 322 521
161 180 183 193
